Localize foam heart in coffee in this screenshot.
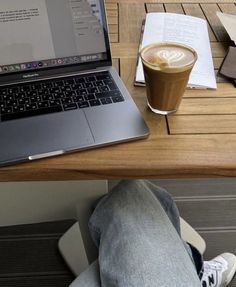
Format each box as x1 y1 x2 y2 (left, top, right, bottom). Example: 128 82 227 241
142 43 196 70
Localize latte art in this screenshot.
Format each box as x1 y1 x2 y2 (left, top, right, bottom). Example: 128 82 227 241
141 43 196 70
156 50 185 64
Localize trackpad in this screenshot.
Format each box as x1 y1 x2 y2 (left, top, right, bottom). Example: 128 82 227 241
0 110 94 163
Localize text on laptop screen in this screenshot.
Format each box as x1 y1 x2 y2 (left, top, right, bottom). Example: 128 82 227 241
0 0 109 74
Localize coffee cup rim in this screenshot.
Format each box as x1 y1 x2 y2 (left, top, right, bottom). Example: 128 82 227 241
140 42 198 72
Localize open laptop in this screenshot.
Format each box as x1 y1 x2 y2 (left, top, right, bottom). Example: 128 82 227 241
0 0 149 166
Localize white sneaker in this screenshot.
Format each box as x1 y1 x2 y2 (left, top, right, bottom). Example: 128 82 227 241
201 253 236 287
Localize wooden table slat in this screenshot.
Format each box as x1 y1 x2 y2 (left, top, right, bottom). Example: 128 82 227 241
106 10 118 17
182 3 217 41
119 3 146 43
177 98 236 115
164 3 184 14
112 58 120 74
200 3 231 42
107 16 118 25
145 3 165 13
168 115 236 134
105 3 118 9
218 3 236 14
110 34 119 42
108 24 118 34
213 57 223 69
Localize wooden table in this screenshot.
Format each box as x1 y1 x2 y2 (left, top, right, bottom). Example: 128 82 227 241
1 0 236 181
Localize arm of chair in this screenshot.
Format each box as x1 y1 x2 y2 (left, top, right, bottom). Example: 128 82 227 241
180 217 206 255
58 221 89 276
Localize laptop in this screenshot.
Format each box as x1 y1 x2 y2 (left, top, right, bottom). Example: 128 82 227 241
0 0 149 166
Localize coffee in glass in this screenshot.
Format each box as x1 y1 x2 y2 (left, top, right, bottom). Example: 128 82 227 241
140 42 197 115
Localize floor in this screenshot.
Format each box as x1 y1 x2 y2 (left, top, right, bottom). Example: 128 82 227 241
0 220 75 287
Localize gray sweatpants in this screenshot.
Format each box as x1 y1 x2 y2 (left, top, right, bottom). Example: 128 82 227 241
70 180 202 287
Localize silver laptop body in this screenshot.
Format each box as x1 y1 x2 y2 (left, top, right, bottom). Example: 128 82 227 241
0 0 149 166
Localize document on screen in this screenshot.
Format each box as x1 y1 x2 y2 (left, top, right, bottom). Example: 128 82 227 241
0 0 55 65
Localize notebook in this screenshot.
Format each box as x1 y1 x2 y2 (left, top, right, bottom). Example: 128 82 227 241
0 0 149 166
135 13 217 89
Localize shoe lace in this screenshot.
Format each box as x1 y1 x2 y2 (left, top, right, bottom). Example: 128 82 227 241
201 260 223 286
204 260 223 273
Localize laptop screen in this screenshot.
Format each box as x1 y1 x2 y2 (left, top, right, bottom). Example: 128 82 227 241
0 0 111 75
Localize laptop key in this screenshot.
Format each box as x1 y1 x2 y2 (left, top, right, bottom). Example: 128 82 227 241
96 90 121 99
18 98 30 105
108 83 117 91
0 89 8 96
42 94 54 101
89 99 101 106
62 98 73 104
84 94 95 101
95 81 104 87
87 87 98 93
19 86 30 92
42 82 53 89
76 89 87 96
83 82 94 88
64 79 75 85
2 95 13 101
25 103 37 110
1 107 6 113
6 100 17 107
31 84 42 90
54 81 64 87
26 91 38 97
65 91 76 97
2 107 13 114
63 103 78 111
85 76 96 82
112 95 124 103
99 86 109 92
78 101 89 109
49 100 61 107
96 74 111 81
72 83 83 90
75 77 85 84
13 105 25 113
73 95 84 102
1 106 63 121
38 101 49 108
101 97 112 105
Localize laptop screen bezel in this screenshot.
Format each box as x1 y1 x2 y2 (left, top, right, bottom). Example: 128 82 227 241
0 0 112 86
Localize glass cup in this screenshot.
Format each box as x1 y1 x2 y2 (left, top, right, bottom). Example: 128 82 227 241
140 42 197 115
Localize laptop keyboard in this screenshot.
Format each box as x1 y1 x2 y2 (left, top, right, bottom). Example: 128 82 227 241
0 71 124 122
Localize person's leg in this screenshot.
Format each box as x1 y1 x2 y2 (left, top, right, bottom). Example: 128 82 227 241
88 180 202 287
141 180 181 234
143 180 204 276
